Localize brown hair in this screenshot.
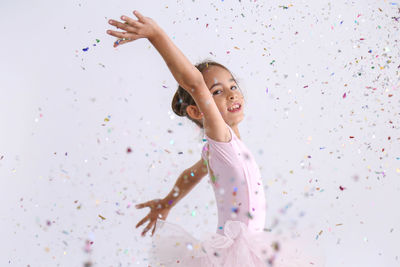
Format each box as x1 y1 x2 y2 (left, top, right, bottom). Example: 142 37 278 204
171 59 241 129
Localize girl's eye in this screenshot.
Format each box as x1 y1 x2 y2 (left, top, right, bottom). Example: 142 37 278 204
213 86 237 95
213 90 222 95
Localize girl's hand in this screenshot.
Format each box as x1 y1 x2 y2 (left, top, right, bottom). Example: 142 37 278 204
106 10 161 48
135 198 171 237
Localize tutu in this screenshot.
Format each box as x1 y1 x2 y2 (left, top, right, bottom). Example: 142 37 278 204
148 219 325 267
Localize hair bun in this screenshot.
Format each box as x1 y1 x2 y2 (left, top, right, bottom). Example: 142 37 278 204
172 91 185 117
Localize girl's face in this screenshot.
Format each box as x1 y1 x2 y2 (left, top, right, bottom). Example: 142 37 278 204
201 66 245 126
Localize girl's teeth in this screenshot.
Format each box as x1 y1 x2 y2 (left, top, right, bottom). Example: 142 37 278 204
229 105 240 111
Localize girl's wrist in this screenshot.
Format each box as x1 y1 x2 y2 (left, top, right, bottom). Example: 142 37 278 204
160 198 172 209
148 25 164 43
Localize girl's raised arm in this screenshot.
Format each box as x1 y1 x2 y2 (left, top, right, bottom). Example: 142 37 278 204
107 10 203 91
107 11 229 141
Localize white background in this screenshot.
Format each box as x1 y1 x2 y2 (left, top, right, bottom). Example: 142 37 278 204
1 0 399 266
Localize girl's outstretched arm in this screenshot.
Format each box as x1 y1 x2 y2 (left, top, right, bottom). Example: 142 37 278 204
107 10 203 90
134 158 208 237
162 158 208 210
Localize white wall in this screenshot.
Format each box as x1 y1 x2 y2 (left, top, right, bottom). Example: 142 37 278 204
1 0 399 266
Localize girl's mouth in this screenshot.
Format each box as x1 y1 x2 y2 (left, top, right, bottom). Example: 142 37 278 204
228 103 241 112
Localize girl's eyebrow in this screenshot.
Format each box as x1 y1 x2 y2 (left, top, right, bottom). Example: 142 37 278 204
209 78 236 90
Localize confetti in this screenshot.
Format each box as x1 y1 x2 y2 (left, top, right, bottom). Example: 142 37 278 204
316 230 323 240
11 4 399 266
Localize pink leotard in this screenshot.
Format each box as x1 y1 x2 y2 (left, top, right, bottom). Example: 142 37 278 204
201 124 267 235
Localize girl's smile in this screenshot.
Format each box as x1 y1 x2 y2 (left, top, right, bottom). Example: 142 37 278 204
227 102 242 112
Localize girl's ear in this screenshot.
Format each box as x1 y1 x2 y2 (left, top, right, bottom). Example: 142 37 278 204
186 105 203 120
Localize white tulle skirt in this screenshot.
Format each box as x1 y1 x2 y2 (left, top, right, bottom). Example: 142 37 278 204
148 219 325 267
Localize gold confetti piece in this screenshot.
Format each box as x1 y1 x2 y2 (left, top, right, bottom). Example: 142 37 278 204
318 230 323 235
98 214 106 220
336 223 343 226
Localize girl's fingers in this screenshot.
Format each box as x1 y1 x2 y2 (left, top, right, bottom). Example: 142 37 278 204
107 31 139 47
142 220 155 236
121 15 144 28
135 200 152 209
141 225 150 236
113 38 131 47
135 215 149 228
106 29 130 38
135 203 144 209
151 223 157 236
108 20 139 34
133 10 145 22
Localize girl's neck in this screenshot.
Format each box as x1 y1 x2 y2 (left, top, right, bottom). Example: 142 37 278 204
230 124 241 140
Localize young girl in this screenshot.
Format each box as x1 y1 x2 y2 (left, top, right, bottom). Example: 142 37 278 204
107 10 325 267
